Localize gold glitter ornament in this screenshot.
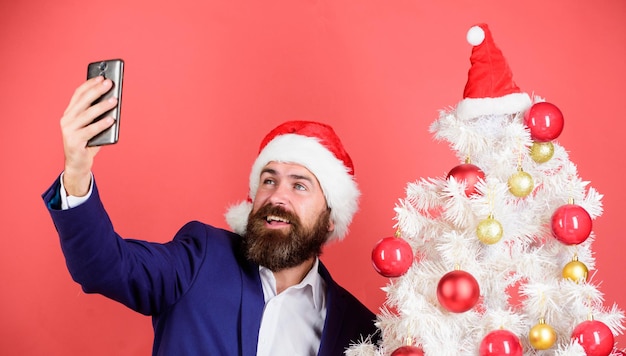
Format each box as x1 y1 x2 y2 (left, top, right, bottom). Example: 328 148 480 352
529 318 557 350
508 169 534 197
530 141 554 163
562 256 588 283
476 214 503 244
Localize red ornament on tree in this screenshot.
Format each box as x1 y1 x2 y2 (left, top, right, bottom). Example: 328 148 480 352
436 270 480 313
571 320 614 356
447 163 486 196
523 102 564 142
479 329 523 356
551 204 593 245
390 345 425 356
372 236 414 278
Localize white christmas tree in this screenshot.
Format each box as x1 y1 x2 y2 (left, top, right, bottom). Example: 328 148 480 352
348 24 625 356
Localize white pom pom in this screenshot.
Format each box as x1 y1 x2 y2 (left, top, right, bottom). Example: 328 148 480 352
466 25 485 46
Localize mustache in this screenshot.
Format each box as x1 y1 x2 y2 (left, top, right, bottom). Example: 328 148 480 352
251 204 300 226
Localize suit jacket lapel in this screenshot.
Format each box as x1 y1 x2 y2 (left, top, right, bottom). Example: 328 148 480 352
317 262 346 355
240 258 265 355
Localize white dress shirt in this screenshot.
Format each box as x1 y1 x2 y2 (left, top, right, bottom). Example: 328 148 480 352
58 173 329 355
59 172 92 209
257 259 327 356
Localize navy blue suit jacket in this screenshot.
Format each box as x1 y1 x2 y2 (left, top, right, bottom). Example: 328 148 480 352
43 178 378 355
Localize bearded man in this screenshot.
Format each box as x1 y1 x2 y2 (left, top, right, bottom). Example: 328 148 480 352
42 77 378 356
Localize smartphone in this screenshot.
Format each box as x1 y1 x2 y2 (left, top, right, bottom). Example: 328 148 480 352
86 59 124 146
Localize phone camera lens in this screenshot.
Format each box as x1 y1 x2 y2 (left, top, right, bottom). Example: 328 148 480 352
98 62 108 71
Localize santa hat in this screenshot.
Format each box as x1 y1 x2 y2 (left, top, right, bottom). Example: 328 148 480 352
225 120 360 242
455 24 531 120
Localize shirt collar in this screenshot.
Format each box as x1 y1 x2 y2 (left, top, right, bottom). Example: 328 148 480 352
259 258 326 310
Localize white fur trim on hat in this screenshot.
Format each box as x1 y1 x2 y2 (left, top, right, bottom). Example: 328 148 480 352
455 92 531 120
225 133 360 242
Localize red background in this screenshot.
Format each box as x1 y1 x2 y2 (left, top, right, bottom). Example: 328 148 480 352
2 1 625 354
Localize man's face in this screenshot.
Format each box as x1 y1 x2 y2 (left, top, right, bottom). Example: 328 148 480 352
243 162 335 271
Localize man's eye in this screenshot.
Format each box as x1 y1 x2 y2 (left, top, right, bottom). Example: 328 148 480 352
263 179 275 185
294 183 306 191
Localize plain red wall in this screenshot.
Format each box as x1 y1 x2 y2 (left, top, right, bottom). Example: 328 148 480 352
2 1 625 354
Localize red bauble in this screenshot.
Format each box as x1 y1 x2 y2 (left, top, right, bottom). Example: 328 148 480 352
436 270 480 313
390 345 424 356
479 329 523 356
551 204 593 245
523 102 564 142
447 163 485 196
371 236 414 278
571 320 615 356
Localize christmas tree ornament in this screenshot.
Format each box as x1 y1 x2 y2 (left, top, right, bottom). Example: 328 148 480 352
390 345 424 356
528 318 557 350
551 203 593 245
507 169 534 198
479 329 523 356
447 163 485 196
437 269 480 313
530 141 554 163
476 214 503 244
523 101 564 142
371 234 414 278
562 255 588 283
571 319 614 356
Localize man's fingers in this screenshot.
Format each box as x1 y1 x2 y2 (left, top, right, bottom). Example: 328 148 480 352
61 95 117 149
63 77 113 120
61 95 118 135
79 96 118 128
64 115 115 149
82 116 115 141
65 76 104 109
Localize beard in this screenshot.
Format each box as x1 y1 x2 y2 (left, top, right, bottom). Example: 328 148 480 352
242 204 331 272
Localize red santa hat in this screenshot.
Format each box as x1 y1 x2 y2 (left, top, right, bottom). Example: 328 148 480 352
225 120 360 242
455 24 531 120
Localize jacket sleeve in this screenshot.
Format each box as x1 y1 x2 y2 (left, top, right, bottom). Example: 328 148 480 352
42 176 210 316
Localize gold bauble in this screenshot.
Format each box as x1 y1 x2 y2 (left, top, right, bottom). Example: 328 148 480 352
508 170 534 197
530 141 555 163
529 319 557 350
476 216 503 244
563 257 588 283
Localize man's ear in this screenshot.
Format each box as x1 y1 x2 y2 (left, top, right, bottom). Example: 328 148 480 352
327 218 335 233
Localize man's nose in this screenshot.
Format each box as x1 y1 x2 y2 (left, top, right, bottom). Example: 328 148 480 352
268 183 289 206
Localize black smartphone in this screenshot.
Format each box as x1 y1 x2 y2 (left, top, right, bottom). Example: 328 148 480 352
86 59 124 146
